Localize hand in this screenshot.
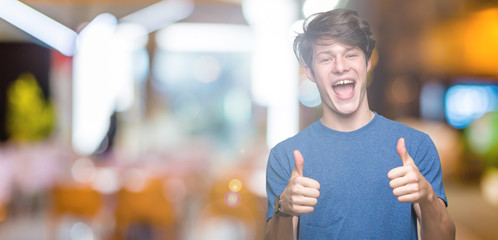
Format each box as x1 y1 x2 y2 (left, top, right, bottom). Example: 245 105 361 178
388 138 435 204
280 150 320 216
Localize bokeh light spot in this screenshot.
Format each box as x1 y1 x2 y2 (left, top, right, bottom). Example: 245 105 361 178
70 222 95 240
481 168 498 207
193 55 221 83
445 84 498 129
91 168 119 194
224 191 241 208
71 157 96 183
122 168 148 192
391 76 417 104
298 78 321 107
228 179 242 192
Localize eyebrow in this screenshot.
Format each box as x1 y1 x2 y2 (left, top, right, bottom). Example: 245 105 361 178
315 47 357 57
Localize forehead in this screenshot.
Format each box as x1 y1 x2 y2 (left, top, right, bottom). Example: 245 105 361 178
312 39 359 55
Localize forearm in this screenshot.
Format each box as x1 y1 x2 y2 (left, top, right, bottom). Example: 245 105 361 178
415 195 455 240
264 215 298 240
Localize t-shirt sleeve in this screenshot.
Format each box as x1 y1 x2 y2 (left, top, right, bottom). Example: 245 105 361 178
412 133 448 206
266 148 292 221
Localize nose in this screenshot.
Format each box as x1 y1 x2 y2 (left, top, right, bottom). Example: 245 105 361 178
332 58 348 74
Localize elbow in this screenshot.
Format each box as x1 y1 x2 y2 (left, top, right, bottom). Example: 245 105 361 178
437 215 456 240
448 217 456 240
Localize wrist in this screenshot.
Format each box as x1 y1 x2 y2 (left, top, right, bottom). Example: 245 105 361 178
420 184 437 206
274 194 292 217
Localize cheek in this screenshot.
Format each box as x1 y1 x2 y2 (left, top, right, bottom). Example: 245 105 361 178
312 67 331 81
313 81 329 96
314 76 330 91
355 65 369 80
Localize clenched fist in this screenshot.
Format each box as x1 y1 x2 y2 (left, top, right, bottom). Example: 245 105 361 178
279 150 321 216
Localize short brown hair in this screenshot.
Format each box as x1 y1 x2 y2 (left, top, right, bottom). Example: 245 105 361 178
293 9 376 68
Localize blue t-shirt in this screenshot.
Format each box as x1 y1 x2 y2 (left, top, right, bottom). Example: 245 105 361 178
266 113 447 240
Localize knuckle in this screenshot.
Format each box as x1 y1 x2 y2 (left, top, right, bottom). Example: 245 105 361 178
289 203 295 210
290 187 300 196
303 207 314 214
290 195 298 204
407 174 418 182
413 193 420 200
291 176 300 183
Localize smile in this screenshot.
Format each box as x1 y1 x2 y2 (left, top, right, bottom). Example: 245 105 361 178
332 79 356 100
333 79 355 86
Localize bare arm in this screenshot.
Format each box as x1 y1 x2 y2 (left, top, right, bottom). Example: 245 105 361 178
388 138 455 240
414 197 455 240
264 216 298 240
264 150 320 240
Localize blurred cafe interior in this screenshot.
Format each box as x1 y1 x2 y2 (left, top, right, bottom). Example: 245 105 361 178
0 0 498 239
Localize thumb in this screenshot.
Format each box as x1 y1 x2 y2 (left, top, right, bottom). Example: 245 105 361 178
397 138 412 166
292 150 304 177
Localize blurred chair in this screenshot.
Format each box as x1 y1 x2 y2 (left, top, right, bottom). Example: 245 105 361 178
113 177 176 240
51 185 101 218
49 183 104 239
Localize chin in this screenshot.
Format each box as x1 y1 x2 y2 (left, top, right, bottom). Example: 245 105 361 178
336 109 359 117
332 101 360 115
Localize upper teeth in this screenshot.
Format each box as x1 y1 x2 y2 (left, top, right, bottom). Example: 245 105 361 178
334 80 354 86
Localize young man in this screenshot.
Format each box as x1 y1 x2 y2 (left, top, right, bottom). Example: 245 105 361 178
264 9 455 240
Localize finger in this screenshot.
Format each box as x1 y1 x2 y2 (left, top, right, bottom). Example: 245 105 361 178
397 192 421 203
292 150 304 177
392 184 418 197
397 138 412 166
296 187 320 199
294 206 315 215
387 166 406 180
292 195 319 205
389 177 410 189
297 177 321 189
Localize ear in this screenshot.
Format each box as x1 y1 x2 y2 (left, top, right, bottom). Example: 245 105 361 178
366 59 372 72
304 65 315 83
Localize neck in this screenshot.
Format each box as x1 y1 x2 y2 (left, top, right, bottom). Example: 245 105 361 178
321 108 375 132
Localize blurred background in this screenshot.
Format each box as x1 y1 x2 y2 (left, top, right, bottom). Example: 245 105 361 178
0 0 497 239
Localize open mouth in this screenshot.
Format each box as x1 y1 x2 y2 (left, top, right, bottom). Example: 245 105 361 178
332 79 356 100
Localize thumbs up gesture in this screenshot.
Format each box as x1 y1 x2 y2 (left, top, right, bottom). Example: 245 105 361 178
388 138 434 204
279 150 321 216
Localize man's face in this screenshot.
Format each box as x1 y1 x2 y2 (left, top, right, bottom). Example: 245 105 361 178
305 40 371 117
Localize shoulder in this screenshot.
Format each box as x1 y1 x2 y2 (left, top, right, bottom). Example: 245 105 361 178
268 121 320 166
374 114 436 157
376 114 431 141
380 115 440 164
271 121 320 153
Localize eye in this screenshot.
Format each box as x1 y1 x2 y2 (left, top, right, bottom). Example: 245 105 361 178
320 58 331 63
346 53 358 58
